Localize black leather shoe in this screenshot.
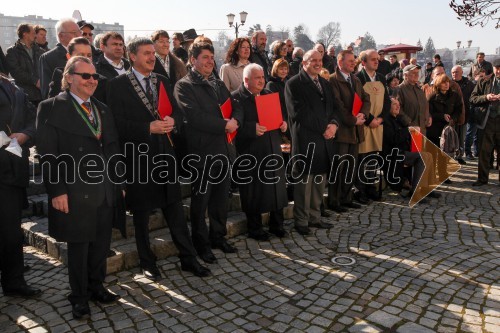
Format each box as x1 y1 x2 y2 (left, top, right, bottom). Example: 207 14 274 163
3 284 41 297
198 251 217 264
309 221 333 229
211 240 237 253
443 179 452 184
294 225 310 235
330 205 348 213
269 228 287 238
181 259 211 277
342 202 362 209
367 191 382 201
466 154 475 160
91 290 120 304
72 302 90 320
248 230 271 241
427 191 442 199
142 267 161 281
472 180 487 187
107 250 116 258
353 192 371 204
320 209 332 217
23 265 31 272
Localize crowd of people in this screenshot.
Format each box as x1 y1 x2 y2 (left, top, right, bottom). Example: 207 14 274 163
0 17 499 321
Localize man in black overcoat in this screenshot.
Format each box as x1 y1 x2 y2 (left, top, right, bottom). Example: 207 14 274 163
174 42 243 261
107 38 210 280
39 18 81 98
231 64 289 240
37 57 123 319
0 75 41 298
285 50 339 236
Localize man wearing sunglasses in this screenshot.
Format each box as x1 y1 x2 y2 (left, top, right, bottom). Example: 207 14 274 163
39 18 81 98
77 20 101 62
37 56 125 319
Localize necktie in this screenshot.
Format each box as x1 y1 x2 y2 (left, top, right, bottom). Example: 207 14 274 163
82 102 95 126
346 75 353 88
313 78 323 94
144 76 154 105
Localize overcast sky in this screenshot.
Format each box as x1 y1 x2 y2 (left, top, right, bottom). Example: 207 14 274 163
2 0 498 54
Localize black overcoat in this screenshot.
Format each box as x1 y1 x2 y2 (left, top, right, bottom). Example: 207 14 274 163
231 86 288 213
285 69 339 175
36 92 125 242
107 72 182 210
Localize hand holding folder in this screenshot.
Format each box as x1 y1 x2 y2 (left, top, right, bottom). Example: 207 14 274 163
220 98 237 143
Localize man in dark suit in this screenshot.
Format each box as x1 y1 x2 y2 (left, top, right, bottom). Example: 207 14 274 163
174 42 243 260
0 75 41 298
94 32 130 81
151 30 187 86
329 50 371 211
250 30 272 81
231 64 289 240
285 50 339 235
37 56 123 319
107 37 210 280
470 59 500 186
39 18 81 98
0 46 10 75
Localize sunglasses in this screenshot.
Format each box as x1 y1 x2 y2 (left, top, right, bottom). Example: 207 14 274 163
73 72 100 80
82 32 94 37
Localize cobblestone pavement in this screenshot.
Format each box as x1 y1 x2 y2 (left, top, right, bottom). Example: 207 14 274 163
1 162 499 333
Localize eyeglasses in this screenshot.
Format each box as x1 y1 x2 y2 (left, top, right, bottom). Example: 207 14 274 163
82 32 94 37
73 72 100 80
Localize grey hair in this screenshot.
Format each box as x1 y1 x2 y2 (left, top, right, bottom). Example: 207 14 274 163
451 65 462 72
292 47 304 58
243 63 263 81
93 33 105 49
127 37 154 64
55 18 76 43
61 56 93 90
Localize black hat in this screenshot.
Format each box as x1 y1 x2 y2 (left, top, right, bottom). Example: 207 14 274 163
182 29 199 44
493 58 500 68
77 20 94 30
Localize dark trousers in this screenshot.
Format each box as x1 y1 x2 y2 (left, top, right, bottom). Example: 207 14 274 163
67 202 112 304
328 142 357 207
246 209 284 233
190 172 231 251
355 151 380 196
0 185 26 290
477 116 500 182
132 201 197 269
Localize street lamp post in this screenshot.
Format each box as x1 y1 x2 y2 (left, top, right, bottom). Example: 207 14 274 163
227 11 248 38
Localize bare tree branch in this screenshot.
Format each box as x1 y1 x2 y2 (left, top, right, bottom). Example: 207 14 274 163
449 0 500 28
317 22 342 47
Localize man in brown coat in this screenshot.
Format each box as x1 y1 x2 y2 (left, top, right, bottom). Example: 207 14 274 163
396 64 431 134
329 50 371 212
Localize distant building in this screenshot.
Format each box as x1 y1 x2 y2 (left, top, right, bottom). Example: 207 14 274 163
0 12 124 51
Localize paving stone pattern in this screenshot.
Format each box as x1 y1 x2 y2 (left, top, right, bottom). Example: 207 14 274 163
1 162 499 332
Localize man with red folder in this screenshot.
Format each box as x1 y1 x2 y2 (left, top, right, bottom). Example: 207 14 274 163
174 42 243 261
107 38 210 280
231 63 289 240
329 50 371 212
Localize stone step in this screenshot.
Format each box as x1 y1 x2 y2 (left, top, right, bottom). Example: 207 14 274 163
22 202 294 274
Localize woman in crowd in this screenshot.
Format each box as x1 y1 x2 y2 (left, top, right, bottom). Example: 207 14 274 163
266 58 291 142
428 74 463 183
270 41 287 65
386 74 400 96
219 37 252 92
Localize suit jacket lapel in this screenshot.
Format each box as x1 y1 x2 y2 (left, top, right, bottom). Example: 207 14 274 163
47 92 97 138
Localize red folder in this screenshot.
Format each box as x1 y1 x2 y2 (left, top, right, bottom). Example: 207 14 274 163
158 81 172 118
410 129 422 152
352 92 362 116
220 98 237 143
157 81 174 146
255 93 283 131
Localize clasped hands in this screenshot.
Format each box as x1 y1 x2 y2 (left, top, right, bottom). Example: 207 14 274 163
150 116 175 134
